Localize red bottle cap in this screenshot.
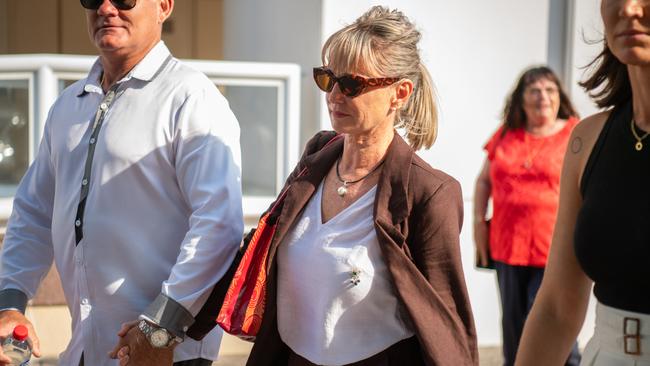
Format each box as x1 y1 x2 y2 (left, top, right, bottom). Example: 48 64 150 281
12 325 28 341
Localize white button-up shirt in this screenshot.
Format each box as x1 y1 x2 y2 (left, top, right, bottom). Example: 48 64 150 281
0 42 243 365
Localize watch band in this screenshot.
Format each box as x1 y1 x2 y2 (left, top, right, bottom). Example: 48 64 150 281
138 320 181 348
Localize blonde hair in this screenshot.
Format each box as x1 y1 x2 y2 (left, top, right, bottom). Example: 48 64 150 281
321 6 438 150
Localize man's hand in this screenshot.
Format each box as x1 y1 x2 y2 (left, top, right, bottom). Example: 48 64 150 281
109 320 174 366
0 310 41 365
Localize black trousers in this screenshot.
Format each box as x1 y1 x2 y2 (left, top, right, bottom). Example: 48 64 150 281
174 359 213 366
495 261 581 366
287 336 424 366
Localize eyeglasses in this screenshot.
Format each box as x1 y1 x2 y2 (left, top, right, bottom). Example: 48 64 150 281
313 67 401 98
80 0 137 10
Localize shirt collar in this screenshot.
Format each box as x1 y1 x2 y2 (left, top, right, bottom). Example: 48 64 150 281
78 41 172 97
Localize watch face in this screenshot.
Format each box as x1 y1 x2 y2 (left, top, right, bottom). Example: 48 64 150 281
150 329 170 348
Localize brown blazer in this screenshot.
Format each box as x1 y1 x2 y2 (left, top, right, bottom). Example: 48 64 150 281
244 131 478 366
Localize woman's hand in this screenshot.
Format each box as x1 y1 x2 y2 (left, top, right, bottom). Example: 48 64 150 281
473 220 490 267
473 158 492 268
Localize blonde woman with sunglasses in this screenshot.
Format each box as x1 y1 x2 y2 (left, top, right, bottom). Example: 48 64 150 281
200 6 477 366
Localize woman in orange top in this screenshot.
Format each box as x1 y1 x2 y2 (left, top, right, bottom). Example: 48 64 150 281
473 66 580 366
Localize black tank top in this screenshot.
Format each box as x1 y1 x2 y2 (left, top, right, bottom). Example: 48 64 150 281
575 102 650 314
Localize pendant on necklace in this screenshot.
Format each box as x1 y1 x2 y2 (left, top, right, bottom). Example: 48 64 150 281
630 119 648 152
337 183 348 197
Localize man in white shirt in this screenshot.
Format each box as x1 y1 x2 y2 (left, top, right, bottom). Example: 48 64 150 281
0 0 243 365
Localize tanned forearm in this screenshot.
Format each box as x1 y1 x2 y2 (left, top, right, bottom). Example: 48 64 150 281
515 288 589 365
473 160 491 222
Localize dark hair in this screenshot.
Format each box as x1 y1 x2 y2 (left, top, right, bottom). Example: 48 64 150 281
579 42 631 109
502 66 578 135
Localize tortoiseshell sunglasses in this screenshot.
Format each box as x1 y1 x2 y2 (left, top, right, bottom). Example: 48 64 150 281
313 67 401 98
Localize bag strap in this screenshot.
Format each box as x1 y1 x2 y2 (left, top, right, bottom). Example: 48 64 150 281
185 133 342 341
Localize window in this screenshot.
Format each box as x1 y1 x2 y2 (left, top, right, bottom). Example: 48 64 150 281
58 78 80 94
0 55 301 218
0 77 31 197
220 84 279 196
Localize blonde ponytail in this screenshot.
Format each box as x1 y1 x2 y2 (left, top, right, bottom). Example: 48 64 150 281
397 63 437 150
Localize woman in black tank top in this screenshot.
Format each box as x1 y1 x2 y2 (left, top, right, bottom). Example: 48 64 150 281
576 102 650 314
516 1 650 365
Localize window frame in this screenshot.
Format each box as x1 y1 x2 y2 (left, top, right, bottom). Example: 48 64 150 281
0 54 301 219
0 73 35 213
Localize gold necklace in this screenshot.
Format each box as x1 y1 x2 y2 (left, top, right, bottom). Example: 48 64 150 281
522 134 548 170
522 120 561 169
630 119 649 151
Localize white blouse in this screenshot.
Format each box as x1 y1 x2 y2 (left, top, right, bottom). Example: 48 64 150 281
277 181 414 365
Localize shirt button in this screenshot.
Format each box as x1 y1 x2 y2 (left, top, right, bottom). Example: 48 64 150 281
75 220 81 227
82 179 88 186
100 103 108 111
89 138 96 144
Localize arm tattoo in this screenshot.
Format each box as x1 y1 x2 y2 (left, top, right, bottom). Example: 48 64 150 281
571 137 583 154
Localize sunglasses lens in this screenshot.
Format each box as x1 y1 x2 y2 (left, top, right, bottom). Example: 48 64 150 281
80 0 102 9
80 0 136 10
313 69 333 92
338 76 363 97
115 0 137 9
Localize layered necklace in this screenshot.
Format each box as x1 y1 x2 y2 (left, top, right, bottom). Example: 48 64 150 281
335 158 384 197
630 118 649 151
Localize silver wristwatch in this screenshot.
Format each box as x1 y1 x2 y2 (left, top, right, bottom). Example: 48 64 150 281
138 320 182 348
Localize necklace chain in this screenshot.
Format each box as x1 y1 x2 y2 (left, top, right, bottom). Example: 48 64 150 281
630 118 649 152
521 119 565 170
335 158 384 197
522 134 549 170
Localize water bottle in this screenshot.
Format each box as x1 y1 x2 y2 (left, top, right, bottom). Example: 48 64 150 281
2 325 31 365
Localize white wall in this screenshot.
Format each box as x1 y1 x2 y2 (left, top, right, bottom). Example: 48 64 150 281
222 0 323 147
569 0 603 119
